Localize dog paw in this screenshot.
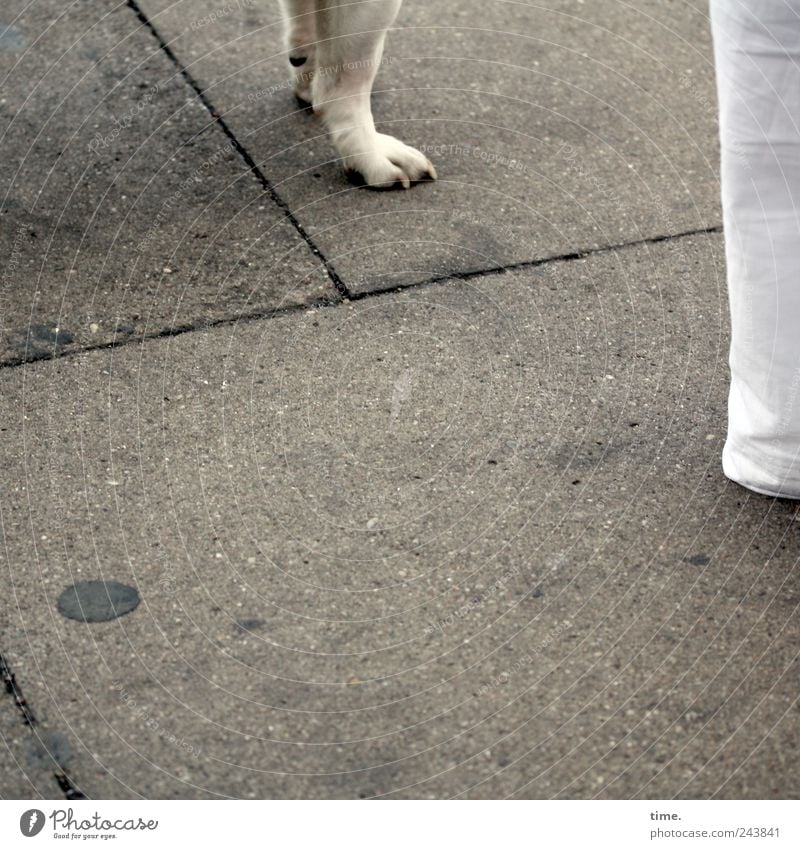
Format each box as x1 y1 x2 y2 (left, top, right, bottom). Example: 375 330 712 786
346 134 436 190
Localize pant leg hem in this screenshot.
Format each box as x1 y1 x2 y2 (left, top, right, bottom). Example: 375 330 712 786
723 438 800 500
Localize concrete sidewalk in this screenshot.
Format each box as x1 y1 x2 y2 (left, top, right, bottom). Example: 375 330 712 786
1 0 798 799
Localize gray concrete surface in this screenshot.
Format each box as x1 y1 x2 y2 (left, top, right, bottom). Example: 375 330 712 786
0 687 66 799
2 0 798 800
0 0 330 366
138 0 721 291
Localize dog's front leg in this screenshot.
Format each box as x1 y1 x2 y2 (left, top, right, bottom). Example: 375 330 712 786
279 0 318 103
313 0 435 188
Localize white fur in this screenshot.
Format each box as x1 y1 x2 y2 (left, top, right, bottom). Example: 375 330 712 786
278 0 436 188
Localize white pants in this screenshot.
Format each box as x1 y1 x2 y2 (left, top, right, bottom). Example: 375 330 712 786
711 0 800 498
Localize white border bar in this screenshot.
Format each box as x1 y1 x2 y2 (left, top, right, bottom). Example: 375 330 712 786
2 800 799 848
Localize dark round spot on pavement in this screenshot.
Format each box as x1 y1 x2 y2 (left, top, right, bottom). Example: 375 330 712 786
26 732 72 768
235 618 265 634
29 324 74 346
57 580 140 622
289 55 307 66
12 324 75 360
0 24 27 51
685 553 710 566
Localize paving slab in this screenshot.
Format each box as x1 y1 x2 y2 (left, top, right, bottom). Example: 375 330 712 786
0 0 330 365
0 704 62 799
135 0 721 292
2 232 799 799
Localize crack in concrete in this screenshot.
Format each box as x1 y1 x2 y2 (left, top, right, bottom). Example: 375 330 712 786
125 0 351 300
1 652 87 800
0 224 722 370
348 224 723 302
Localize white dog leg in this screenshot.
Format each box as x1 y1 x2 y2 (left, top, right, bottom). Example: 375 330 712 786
312 0 436 188
279 0 318 103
